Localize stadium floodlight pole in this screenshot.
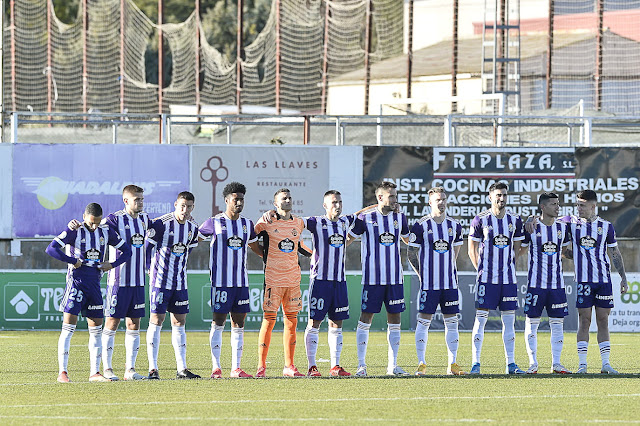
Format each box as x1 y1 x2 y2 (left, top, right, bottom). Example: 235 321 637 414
0 0 3 142
363 0 372 115
158 0 164 143
406 0 413 112
10 0 16 112
47 0 52 122
451 0 458 113
595 0 603 111
320 0 330 114
275 0 281 114
120 0 125 114
82 0 88 127
237 0 243 114
195 0 201 115
545 0 554 109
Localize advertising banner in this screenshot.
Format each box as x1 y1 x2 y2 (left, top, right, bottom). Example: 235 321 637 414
12 144 189 237
0 271 411 331
0 145 11 238
363 147 640 236
190 146 362 225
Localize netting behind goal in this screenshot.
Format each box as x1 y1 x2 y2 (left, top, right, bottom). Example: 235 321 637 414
3 0 403 114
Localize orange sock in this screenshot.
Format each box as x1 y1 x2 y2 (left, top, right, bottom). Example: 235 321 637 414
283 312 298 368
258 312 277 368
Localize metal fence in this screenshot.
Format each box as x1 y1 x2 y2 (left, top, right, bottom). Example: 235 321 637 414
4 111 640 147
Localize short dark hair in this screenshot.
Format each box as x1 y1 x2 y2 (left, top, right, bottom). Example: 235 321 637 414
85 202 103 217
177 191 195 202
428 186 446 198
122 184 143 195
538 192 559 204
577 189 597 202
489 182 509 193
324 189 341 197
375 181 396 194
274 188 290 199
223 182 246 198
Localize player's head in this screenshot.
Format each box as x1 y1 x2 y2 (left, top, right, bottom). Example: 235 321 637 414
122 184 144 215
223 182 246 215
375 181 397 212
488 182 509 211
576 189 597 219
323 190 342 220
83 202 103 231
273 188 292 213
428 186 447 215
538 192 559 218
174 191 195 222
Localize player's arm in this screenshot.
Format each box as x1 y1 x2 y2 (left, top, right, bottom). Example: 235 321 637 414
45 231 82 269
144 220 162 271
468 239 479 270
298 240 312 257
407 245 420 275
609 246 628 294
248 241 263 258
346 216 365 247
523 215 539 234
99 231 132 271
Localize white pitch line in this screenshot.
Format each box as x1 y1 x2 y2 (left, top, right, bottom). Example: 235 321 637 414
3 393 640 409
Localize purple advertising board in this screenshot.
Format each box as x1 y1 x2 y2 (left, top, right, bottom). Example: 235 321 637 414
12 144 189 237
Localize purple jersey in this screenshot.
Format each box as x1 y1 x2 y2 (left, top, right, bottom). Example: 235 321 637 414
562 215 617 284
469 209 524 285
105 210 151 288
305 214 356 282
199 213 257 288
52 225 127 283
349 209 410 286
522 220 570 290
408 215 463 290
147 213 200 291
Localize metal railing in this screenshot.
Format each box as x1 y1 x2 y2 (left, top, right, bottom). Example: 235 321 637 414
4 111 640 147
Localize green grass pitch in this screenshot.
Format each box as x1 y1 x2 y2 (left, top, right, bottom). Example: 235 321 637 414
1 330 640 424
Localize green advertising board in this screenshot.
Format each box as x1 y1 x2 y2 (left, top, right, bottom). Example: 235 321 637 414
0 270 413 331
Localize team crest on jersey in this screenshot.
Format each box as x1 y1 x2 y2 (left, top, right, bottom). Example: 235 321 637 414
557 230 563 239
99 237 105 246
188 231 193 240
508 223 514 232
597 226 603 235
393 220 399 229
448 227 453 235
242 225 247 232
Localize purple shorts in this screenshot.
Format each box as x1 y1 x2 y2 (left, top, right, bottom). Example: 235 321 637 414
150 287 190 315
106 285 146 319
576 282 614 309
475 282 518 311
418 288 460 315
361 283 405 314
211 286 250 314
308 279 350 322
524 286 569 318
59 277 104 319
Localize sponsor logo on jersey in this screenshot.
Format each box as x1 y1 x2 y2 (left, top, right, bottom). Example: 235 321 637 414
433 239 450 253
278 238 295 252
171 242 187 256
379 232 396 246
542 241 559 255
85 248 101 261
493 234 510 248
328 234 345 247
131 233 144 248
227 236 243 250
580 236 596 250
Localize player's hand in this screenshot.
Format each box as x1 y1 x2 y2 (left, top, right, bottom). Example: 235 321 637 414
68 219 82 230
73 259 83 269
621 278 629 294
524 215 539 234
262 209 277 224
98 262 114 272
